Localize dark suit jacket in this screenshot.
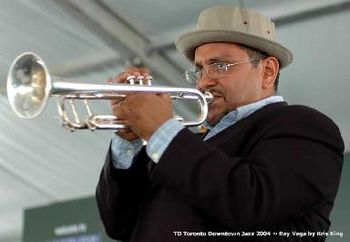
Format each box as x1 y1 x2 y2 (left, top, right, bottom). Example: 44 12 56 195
96 102 344 242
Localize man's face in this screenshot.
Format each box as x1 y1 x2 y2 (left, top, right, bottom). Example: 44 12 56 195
194 42 267 126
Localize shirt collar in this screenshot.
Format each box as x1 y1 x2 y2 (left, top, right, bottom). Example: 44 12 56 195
203 95 284 140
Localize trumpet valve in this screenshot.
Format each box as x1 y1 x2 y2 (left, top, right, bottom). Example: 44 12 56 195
126 75 136 85
136 76 145 85
126 75 153 86
146 75 153 85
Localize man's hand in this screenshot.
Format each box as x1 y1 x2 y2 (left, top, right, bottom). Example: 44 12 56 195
116 92 172 141
109 67 173 141
109 67 151 141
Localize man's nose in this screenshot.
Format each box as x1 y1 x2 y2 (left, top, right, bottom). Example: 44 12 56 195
196 73 216 91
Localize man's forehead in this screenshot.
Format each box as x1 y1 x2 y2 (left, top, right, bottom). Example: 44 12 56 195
194 44 247 64
193 55 233 65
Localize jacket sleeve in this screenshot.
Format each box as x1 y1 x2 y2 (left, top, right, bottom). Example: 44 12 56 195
95 145 150 241
150 106 344 230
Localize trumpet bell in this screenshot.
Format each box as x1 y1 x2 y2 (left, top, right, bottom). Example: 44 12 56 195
7 52 51 119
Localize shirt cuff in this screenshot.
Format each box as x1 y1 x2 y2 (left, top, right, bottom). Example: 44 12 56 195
110 135 144 169
146 119 184 163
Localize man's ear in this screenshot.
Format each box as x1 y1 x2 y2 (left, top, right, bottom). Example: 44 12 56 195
262 56 279 89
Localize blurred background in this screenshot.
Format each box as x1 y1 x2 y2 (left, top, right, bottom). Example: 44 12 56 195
0 0 349 241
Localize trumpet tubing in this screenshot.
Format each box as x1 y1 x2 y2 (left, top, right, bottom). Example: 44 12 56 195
7 52 213 131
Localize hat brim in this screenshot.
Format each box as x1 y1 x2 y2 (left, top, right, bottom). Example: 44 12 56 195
176 30 293 69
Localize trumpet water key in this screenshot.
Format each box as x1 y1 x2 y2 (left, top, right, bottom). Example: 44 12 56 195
7 52 213 131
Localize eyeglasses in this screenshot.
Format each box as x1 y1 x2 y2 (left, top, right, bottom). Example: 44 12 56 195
185 57 262 84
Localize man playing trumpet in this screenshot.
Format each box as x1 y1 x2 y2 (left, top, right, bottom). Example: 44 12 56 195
96 6 344 242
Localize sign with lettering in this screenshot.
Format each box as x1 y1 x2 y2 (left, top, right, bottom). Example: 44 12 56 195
23 196 117 242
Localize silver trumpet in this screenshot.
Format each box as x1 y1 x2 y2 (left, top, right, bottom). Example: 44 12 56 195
6 52 213 131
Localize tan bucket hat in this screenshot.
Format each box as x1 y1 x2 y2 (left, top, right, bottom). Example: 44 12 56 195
176 6 293 69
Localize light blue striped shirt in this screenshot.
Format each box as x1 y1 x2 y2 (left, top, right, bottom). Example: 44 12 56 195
111 96 284 169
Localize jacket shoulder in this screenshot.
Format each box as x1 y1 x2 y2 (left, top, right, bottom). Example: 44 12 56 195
260 104 344 152
271 104 339 128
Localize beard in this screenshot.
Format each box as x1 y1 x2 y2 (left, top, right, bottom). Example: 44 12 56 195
206 96 228 126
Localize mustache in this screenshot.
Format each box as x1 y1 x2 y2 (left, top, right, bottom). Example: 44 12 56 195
205 88 223 97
